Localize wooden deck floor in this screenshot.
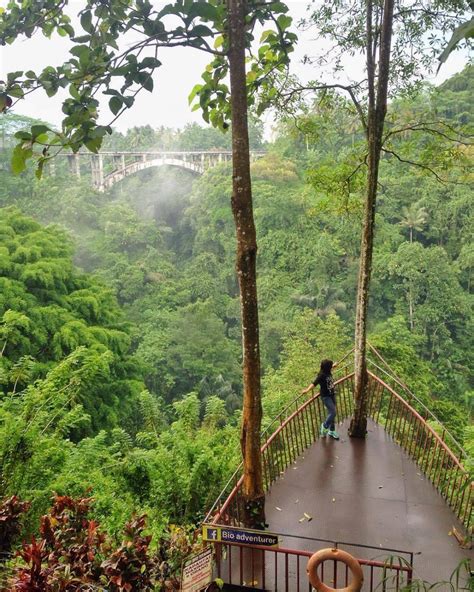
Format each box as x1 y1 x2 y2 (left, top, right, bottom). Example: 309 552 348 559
264 419 472 586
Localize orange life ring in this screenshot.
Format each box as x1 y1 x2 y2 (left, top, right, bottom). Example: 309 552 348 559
307 548 364 592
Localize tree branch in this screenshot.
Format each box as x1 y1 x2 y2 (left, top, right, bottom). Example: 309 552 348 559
384 122 474 145
382 147 448 183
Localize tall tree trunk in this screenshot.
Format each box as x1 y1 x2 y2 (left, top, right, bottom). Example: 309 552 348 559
349 0 395 438
227 0 265 527
408 283 414 330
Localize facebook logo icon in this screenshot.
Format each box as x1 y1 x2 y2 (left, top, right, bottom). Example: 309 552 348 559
206 528 218 540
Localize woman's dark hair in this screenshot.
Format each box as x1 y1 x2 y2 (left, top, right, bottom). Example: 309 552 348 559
319 359 334 375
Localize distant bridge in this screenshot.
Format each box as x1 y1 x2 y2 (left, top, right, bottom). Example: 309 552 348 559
57 150 265 191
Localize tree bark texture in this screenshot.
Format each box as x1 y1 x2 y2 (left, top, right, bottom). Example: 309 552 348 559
350 0 395 438
227 0 265 527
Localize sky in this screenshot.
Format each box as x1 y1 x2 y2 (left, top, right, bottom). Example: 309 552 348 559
0 1 468 133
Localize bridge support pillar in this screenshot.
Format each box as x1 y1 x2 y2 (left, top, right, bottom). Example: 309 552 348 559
91 155 104 190
67 154 81 178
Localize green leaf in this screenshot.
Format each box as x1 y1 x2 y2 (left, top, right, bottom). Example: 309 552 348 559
84 137 102 153
14 131 32 141
35 159 45 179
8 86 24 99
70 45 89 59
188 83 202 104
72 34 91 43
7 71 23 82
260 30 274 43
269 1 289 13
143 76 153 92
109 96 123 115
80 11 93 33
276 14 292 30
11 144 31 175
31 125 50 137
69 85 81 100
189 24 213 38
188 2 218 21
140 57 162 69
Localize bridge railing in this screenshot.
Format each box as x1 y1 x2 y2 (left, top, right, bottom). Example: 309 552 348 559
205 373 355 525
368 371 472 530
365 343 467 462
214 539 413 592
206 362 472 531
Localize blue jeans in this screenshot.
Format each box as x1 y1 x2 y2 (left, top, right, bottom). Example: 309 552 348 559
322 396 336 431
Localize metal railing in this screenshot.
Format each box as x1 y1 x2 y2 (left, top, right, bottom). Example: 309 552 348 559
214 540 413 592
365 343 467 461
206 358 472 531
368 371 472 530
205 373 356 525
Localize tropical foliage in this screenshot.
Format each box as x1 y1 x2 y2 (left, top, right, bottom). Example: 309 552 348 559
0 61 472 584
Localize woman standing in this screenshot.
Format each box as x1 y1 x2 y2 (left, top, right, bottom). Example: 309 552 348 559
301 359 339 439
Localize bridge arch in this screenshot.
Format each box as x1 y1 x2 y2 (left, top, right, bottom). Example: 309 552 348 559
101 156 204 191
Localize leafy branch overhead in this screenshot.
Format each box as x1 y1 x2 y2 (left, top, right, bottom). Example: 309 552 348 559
0 0 296 175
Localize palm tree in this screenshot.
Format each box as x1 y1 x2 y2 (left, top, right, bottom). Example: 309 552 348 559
399 203 428 243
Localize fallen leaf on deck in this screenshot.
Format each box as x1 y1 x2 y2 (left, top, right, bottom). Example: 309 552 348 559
275 506 282 511
299 516 306 523
304 512 313 521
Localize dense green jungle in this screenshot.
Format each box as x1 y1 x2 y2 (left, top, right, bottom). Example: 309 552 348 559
0 65 472 570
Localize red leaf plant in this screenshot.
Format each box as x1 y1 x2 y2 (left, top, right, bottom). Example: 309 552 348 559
9 495 106 591
101 514 155 592
0 496 30 563
7 495 198 591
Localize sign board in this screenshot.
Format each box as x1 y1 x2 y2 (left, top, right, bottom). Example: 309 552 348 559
181 547 213 592
202 524 279 548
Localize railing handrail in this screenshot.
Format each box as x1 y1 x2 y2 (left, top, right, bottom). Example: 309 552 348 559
260 348 355 440
56 150 267 156
261 373 352 444
366 344 467 457
205 372 354 523
206 524 413 559
212 539 413 574
368 371 467 471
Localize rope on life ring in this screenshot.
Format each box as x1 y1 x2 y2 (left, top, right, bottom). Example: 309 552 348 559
307 548 364 592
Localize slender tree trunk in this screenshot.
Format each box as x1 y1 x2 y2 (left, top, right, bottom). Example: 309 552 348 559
228 0 265 527
349 0 395 438
408 283 414 330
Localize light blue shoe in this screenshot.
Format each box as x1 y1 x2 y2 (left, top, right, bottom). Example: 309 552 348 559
328 429 340 440
320 422 328 437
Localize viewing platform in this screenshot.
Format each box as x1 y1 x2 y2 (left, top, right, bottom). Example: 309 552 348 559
205 349 473 591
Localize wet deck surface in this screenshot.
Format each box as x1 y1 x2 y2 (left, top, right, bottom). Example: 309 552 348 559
264 419 472 586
